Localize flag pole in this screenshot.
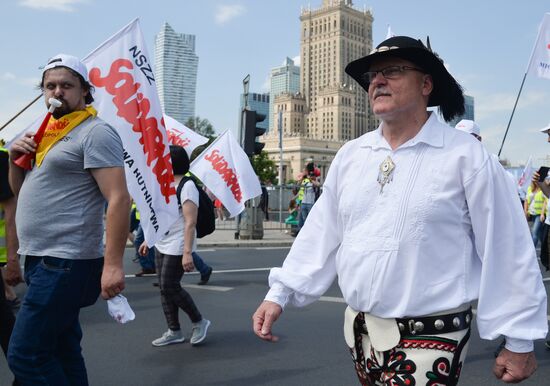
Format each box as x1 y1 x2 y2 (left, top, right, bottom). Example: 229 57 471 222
497 72 527 157
0 94 42 133
498 13 549 158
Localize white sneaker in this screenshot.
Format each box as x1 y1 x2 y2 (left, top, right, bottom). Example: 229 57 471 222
190 319 211 345
152 329 185 347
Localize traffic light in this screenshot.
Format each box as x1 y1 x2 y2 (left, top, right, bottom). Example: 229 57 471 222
243 109 266 156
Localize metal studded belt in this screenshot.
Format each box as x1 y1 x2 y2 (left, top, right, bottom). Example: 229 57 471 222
396 308 473 336
360 308 473 336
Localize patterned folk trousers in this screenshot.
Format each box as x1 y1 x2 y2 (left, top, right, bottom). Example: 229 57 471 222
349 312 471 386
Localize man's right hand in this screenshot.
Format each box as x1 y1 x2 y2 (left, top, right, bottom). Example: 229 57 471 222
252 300 283 342
4 259 23 286
9 132 37 162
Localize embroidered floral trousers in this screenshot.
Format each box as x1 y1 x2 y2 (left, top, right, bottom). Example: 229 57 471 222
349 313 470 386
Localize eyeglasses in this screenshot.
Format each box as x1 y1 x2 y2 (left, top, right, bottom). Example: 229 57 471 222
362 65 425 83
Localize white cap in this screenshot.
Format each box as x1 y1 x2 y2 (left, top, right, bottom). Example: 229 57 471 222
455 119 480 136
42 54 88 82
539 123 550 133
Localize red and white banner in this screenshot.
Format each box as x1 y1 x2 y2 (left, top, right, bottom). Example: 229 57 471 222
190 130 261 218
82 18 178 246
527 13 550 80
164 114 208 157
517 156 533 197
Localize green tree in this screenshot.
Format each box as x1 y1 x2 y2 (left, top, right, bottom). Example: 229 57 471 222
185 116 215 137
251 151 277 184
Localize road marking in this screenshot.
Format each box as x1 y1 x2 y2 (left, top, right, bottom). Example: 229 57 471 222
210 267 273 274
319 296 346 303
255 247 291 250
182 284 233 292
196 248 216 252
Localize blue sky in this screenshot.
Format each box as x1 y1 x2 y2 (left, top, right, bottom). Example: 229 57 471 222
0 0 549 166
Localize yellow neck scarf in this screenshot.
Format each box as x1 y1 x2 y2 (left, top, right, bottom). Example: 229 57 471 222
36 105 97 167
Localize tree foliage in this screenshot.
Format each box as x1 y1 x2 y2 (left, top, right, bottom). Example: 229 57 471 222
251 151 278 184
185 116 215 137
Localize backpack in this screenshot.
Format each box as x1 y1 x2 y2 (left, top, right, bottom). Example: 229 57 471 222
176 176 215 238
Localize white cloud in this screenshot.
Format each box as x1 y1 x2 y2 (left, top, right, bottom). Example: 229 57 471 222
18 0 87 12
292 55 300 66
475 91 547 120
215 4 245 25
0 72 40 87
1 72 16 81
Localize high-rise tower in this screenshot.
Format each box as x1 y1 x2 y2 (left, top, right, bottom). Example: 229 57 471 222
154 22 198 124
269 57 300 132
263 1 375 182
300 0 375 141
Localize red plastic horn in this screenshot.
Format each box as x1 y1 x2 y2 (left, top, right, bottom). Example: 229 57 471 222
13 98 62 170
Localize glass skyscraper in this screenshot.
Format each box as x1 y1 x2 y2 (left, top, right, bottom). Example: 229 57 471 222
154 22 198 124
269 57 300 131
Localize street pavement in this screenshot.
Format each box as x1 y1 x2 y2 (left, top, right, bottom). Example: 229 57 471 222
1 229 550 385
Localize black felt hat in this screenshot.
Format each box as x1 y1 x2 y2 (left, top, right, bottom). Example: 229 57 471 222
345 36 464 122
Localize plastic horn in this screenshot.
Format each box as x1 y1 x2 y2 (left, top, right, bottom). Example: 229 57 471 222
13 98 63 170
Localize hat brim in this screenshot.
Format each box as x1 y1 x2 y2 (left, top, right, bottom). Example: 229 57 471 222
345 47 459 109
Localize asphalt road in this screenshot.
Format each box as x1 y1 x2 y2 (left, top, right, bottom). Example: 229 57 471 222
1 247 550 385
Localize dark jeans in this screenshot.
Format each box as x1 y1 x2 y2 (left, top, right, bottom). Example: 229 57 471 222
134 225 155 270
8 256 103 386
192 252 211 276
298 202 313 230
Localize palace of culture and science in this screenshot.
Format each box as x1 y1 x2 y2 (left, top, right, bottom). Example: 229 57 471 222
262 0 378 181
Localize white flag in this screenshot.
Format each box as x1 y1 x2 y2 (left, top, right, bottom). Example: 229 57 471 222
527 13 550 79
163 114 209 157
386 24 395 39
517 156 533 197
82 19 178 246
190 130 261 218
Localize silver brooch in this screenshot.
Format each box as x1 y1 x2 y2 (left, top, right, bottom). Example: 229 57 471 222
377 156 395 193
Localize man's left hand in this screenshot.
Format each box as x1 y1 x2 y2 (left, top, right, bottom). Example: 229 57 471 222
4 259 24 286
493 349 537 383
101 264 125 299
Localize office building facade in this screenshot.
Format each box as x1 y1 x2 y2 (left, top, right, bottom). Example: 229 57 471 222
154 22 198 124
269 58 300 132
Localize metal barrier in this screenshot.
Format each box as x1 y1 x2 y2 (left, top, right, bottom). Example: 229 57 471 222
213 185 301 231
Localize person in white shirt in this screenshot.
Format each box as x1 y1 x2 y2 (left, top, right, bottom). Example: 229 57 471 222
140 146 211 347
252 36 547 385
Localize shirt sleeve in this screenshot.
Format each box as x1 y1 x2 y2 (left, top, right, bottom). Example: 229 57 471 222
265 150 343 309
180 180 199 208
82 121 124 169
464 154 548 348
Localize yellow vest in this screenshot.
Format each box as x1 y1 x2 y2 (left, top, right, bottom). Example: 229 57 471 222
527 185 546 215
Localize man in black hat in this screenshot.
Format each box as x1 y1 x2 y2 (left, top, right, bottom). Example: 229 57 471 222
253 36 547 385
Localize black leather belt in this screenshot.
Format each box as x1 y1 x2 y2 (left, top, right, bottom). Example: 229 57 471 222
361 308 473 336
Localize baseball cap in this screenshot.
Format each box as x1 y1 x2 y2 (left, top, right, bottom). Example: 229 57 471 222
42 54 88 82
455 119 480 136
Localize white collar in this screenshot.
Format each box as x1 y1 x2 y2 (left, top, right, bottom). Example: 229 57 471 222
360 112 445 151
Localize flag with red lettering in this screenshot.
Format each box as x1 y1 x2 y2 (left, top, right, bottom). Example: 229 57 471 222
164 114 209 157
190 130 261 218
527 13 550 79
517 156 533 197
82 18 178 246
